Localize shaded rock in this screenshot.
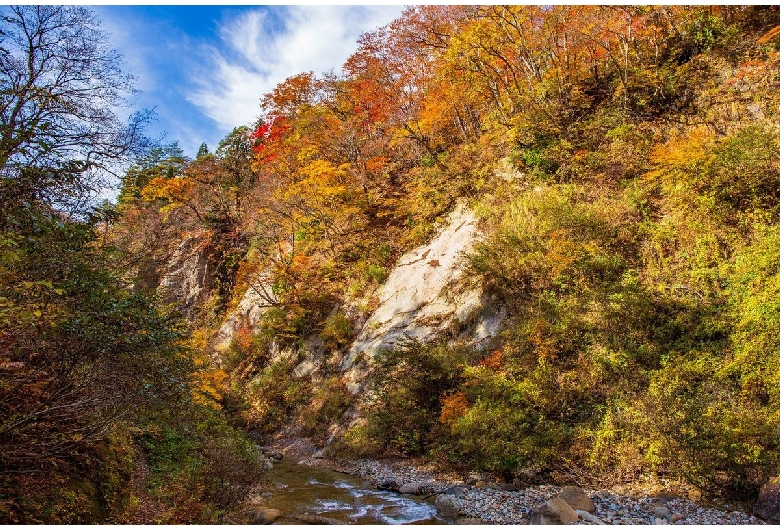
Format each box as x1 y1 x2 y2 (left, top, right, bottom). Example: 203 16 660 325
670 514 685 523
576 509 606 525
457 517 484 524
755 476 780 523
530 497 578 525
653 506 671 520
291 514 344 525
655 490 678 501
212 273 274 351
435 494 461 519
378 478 398 491
513 466 540 488
158 233 215 321
267 451 284 461
442 486 468 498
246 506 282 524
399 482 425 495
559 485 595 513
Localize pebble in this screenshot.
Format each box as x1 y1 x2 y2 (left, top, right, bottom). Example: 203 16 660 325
291 454 765 525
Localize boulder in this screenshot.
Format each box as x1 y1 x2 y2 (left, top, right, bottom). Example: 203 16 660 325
576 509 606 525
529 497 579 525
558 485 595 513
755 476 780 523
399 482 424 495
653 505 671 520
246 507 283 524
377 478 398 491
442 486 468 498
435 494 461 519
291 514 343 525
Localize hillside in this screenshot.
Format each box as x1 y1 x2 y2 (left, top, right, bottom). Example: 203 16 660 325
5 4 780 524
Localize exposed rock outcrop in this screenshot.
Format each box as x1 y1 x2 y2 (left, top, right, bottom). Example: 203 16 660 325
341 203 504 393
213 274 276 352
158 231 215 321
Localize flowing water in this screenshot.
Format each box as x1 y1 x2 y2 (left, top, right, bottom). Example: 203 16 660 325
263 460 447 525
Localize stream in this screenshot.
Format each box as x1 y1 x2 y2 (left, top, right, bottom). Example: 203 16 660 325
263 460 447 525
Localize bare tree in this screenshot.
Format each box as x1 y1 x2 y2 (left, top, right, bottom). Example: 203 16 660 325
0 5 151 212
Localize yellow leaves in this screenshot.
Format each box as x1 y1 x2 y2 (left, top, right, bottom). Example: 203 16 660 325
140 176 194 219
649 126 715 171
296 144 318 162
192 365 228 410
141 176 192 202
283 160 358 209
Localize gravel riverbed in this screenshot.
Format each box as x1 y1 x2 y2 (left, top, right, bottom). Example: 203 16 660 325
285 447 764 525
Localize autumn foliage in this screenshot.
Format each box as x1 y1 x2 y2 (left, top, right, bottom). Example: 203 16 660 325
102 3 780 509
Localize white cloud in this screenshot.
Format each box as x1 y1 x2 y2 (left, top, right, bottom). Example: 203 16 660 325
186 5 404 132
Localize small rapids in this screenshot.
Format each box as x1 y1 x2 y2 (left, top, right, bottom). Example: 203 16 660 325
263 460 446 525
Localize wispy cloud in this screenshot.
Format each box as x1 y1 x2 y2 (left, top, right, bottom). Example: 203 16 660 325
187 5 403 131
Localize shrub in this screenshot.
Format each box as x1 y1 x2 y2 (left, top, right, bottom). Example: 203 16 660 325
301 376 355 440
243 356 311 436
361 341 478 456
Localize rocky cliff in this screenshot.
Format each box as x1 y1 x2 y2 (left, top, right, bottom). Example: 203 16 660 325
196 203 503 398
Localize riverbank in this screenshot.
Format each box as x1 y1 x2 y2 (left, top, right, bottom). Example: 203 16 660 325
268 437 764 525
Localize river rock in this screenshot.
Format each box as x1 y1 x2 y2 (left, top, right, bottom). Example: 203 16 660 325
442 486 468 498
465 474 481 485
755 476 780 523
653 505 671 520
246 506 282 524
576 509 607 525
291 514 344 524
378 478 398 491
399 481 425 494
530 497 579 525
435 494 461 519
559 485 595 513
457 517 484 524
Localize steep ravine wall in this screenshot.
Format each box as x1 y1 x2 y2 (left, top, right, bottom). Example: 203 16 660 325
340 203 504 393
210 202 504 395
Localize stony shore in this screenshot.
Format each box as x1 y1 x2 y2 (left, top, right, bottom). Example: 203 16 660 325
270 439 764 525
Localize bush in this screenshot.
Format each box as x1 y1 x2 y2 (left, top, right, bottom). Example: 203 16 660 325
301 376 355 440
243 356 311 436
361 341 479 457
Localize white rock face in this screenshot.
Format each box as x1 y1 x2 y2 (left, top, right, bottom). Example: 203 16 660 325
342 203 503 393
213 276 276 352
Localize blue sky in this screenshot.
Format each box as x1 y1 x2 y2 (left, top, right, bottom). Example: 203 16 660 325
94 5 405 160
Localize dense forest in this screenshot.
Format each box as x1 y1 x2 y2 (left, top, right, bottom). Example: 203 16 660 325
3 4 780 524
